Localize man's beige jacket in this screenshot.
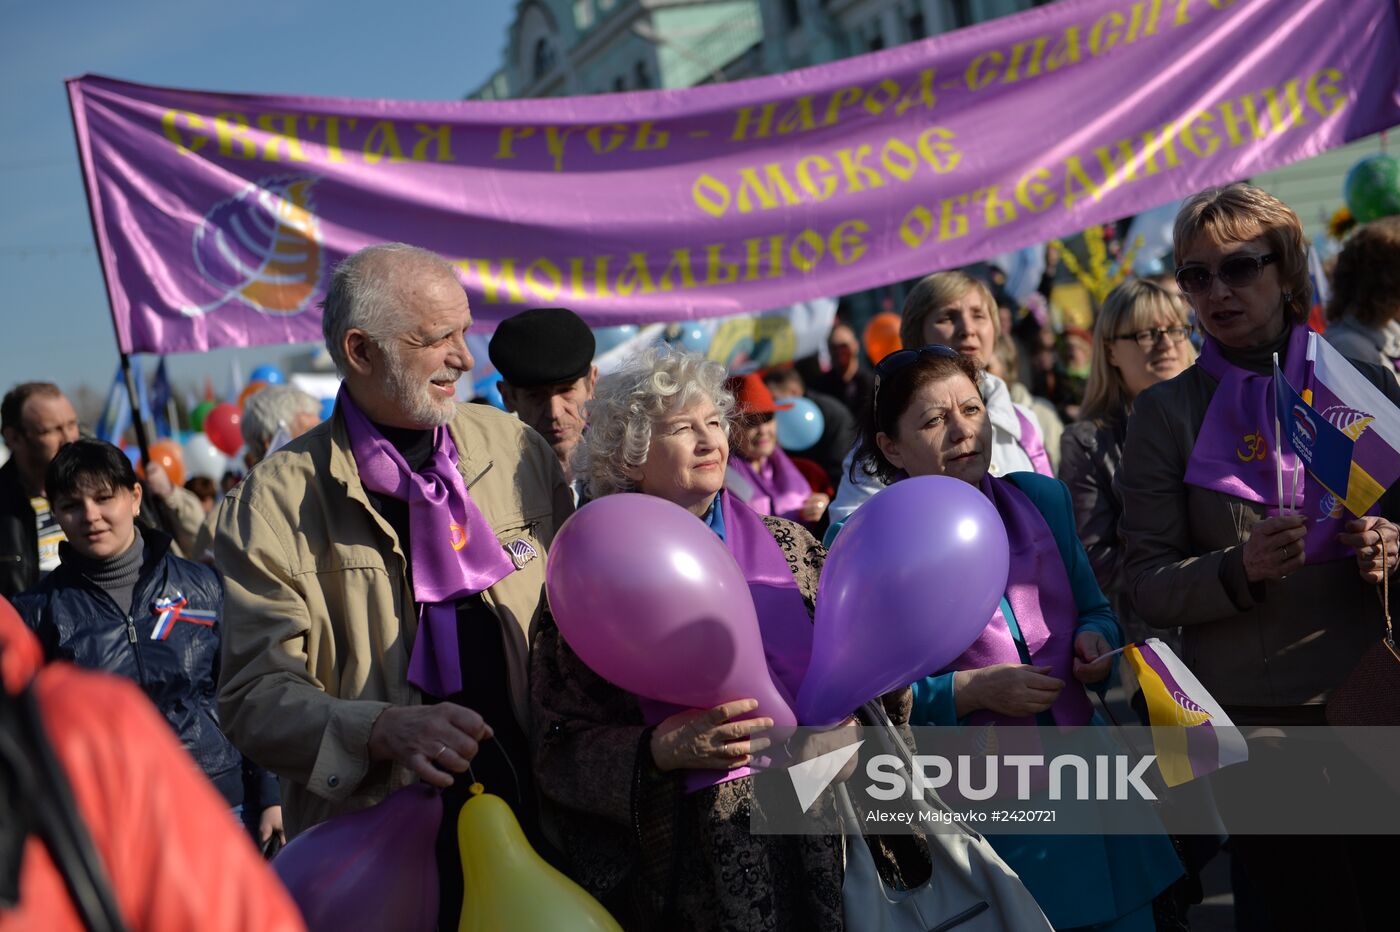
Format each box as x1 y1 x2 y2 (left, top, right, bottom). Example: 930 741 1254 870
215 402 572 836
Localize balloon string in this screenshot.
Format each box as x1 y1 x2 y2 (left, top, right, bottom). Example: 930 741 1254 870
463 739 524 805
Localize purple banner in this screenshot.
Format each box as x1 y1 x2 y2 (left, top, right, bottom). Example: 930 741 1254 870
68 0 1400 354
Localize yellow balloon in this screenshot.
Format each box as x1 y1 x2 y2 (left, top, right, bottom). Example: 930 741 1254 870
457 784 623 932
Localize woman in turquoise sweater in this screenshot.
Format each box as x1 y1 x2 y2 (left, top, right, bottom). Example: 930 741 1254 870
834 345 1181 932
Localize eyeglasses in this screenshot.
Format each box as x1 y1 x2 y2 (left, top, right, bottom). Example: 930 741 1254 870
1174 253 1277 294
872 344 961 423
1113 325 1192 350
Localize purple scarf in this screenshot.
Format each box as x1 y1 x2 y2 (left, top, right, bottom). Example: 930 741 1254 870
726 447 812 521
945 476 1092 728
637 490 814 793
340 387 516 697
1012 407 1055 477
1186 324 1352 563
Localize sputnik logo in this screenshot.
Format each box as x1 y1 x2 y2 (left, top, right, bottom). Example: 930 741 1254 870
787 740 865 813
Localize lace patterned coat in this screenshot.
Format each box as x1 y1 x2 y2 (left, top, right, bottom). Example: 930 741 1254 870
531 514 914 931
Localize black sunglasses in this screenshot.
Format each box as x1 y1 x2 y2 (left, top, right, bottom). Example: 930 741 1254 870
872 344 962 423
1174 253 1277 294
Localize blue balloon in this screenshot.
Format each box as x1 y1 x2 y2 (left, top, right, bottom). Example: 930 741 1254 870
592 325 638 356
320 396 336 422
775 397 825 451
249 364 286 385
123 446 141 467
474 372 506 410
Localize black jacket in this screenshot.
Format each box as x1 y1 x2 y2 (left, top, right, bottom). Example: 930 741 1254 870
11 532 244 804
1058 411 1176 649
0 458 39 601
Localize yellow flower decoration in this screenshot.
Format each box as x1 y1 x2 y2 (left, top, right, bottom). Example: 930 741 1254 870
1328 206 1355 241
1052 226 1144 306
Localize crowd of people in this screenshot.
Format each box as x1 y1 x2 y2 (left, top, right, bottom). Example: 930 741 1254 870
1 182 1397 930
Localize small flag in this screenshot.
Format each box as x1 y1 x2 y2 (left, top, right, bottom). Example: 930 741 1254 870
93 363 131 445
1305 332 1400 517
1122 638 1248 787
150 357 173 438
1274 357 1353 498
1307 243 1330 334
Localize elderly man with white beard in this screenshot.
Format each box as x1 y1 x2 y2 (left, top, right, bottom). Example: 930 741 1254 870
215 244 572 927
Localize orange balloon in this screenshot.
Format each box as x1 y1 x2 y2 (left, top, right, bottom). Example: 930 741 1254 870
140 440 186 488
863 312 903 364
238 380 270 409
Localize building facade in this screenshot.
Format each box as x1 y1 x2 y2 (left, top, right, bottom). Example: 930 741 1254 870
470 1 1052 100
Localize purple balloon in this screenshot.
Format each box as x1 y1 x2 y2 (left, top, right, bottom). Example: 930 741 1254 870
797 476 1010 726
545 493 797 726
273 784 442 932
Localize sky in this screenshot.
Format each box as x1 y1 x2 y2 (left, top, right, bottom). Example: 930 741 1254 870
0 0 516 403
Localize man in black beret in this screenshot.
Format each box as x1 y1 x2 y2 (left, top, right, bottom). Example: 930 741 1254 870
489 307 596 503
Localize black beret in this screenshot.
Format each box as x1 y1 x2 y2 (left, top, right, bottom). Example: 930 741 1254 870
488 307 596 388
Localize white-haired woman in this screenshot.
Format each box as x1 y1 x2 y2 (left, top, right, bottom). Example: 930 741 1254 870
1060 279 1195 647
531 346 915 931
187 386 324 563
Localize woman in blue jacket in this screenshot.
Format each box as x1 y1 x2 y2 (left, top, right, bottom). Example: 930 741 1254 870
12 439 281 848
838 345 1181 932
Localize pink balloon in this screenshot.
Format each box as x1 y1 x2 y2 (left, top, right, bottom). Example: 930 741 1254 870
545 494 796 726
797 476 1010 726
273 784 441 931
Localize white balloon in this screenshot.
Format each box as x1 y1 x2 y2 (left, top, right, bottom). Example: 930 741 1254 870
183 434 228 480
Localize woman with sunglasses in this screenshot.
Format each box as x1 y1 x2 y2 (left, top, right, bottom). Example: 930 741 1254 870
827 271 1053 525
1119 184 1400 929
842 345 1181 932
1061 279 1196 648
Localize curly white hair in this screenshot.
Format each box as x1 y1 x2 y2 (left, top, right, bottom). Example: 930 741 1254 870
575 344 734 499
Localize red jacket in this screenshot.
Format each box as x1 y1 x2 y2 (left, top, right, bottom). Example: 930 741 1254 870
0 597 304 932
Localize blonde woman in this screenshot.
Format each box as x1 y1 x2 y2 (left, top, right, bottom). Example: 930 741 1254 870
1059 279 1195 645
828 271 1052 524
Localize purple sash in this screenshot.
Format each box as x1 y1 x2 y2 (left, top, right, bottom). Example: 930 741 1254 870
340 387 516 697
1012 407 1055 477
944 476 1092 728
1186 325 1352 563
726 448 812 521
637 490 814 793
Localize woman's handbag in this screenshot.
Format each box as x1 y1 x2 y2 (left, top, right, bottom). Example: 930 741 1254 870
1326 565 1400 726
837 706 1053 932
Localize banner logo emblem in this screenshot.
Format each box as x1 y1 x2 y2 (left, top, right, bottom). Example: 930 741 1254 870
185 175 324 318
1322 405 1374 442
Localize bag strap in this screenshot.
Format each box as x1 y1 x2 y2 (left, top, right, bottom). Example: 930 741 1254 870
1372 534 1394 663
0 680 129 932
856 702 983 842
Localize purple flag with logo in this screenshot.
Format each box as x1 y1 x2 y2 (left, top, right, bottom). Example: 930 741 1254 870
68 0 1400 354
